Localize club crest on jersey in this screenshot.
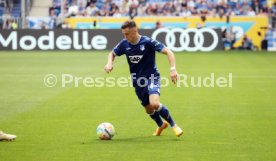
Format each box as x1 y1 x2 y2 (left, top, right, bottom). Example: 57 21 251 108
140 45 145 51
129 55 143 63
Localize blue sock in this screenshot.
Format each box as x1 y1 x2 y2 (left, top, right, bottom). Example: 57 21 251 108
157 104 175 127
149 111 163 127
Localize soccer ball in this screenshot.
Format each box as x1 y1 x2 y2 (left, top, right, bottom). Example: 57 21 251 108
96 122 115 140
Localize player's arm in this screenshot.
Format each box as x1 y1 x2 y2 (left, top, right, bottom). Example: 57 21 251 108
104 51 116 73
161 47 178 84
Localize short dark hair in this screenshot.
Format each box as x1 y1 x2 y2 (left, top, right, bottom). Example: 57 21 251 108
121 20 137 29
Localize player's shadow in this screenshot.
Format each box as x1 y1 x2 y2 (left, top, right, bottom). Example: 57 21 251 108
85 135 183 144
113 136 183 142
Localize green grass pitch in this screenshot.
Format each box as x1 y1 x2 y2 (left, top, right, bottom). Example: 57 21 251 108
0 51 275 161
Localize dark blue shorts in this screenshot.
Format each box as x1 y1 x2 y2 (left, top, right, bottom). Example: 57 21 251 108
134 77 160 107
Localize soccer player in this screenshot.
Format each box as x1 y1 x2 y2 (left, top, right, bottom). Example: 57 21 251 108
104 20 183 137
0 130 16 141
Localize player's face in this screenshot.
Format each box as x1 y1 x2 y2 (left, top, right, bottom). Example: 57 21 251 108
122 27 138 43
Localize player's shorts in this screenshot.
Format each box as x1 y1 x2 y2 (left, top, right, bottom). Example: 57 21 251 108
134 76 160 107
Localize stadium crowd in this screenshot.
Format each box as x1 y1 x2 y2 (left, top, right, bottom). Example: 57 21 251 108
48 0 276 30
50 0 275 18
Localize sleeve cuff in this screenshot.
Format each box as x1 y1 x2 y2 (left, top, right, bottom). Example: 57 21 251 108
112 50 118 56
158 46 165 53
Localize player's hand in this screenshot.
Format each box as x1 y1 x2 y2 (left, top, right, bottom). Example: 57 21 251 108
170 70 178 84
104 63 113 73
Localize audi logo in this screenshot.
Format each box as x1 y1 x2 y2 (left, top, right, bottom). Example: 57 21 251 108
152 28 219 52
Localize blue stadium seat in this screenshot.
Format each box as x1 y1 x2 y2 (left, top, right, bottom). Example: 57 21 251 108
11 1 21 17
0 7 3 25
54 7 61 16
11 10 21 17
13 0 21 4
96 2 103 10
0 7 4 16
13 6 20 10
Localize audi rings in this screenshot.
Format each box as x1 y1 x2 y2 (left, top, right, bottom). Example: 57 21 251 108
152 28 219 52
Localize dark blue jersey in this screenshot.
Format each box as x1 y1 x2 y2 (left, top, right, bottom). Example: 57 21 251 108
113 36 165 79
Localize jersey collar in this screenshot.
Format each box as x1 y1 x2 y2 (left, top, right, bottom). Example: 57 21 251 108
129 35 142 45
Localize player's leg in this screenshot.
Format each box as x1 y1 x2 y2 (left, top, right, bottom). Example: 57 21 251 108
149 94 175 127
144 104 163 128
148 77 176 127
149 94 183 137
135 87 163 128
146 103 168 136
156 102 183 137
150 94 175 127
147 93 168 136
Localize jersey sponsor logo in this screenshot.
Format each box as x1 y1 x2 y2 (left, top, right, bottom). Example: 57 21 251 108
140 45 145 51
151 28 219 52
126 47 131 50
129 55 143 63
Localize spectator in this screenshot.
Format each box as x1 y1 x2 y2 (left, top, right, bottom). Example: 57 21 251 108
129 3 138 18
272 2 276 28
172 1 182 16
155 20 163 29
119 0 130 16
226 7 236 16
239 35 255 50
61 20 72 29
187 0 196 10
113 7 122 17
241 2 251 14
170 2 177 16
218 8 225 18
162 2 171 16
78 1 86 15
216 0 227 14
90 20 100 29
233 3 243 15
11 19 18 29
6 0 13 12
108 3 117 16
197 0 208 14
99 4 109 16
145 3 153 16
226 26 236 49
128 0 139 6
86 2 99 16
258 8 267 16
209 8 218 17
190 7 198 15
49 8 57 29
181 5 192 18
68 0 79 16
137 4 146 16
156 4 164 16
252 0 261 14
262 3 269 13
3 19 12 29
56 7 70 27
247 7 256 16
47 0 275 18
78 0 87 6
